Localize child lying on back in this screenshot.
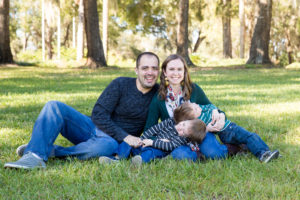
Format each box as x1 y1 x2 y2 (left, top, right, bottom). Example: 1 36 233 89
99 117 207 166
173 102 279 163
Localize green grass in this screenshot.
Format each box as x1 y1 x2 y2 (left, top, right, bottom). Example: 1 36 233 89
0 64 299 199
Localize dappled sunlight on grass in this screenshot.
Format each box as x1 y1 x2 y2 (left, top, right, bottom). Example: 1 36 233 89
1 66 299 199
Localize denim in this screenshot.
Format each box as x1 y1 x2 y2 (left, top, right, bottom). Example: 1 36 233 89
24 101 118 161
218 122 269 158
117 142 167 163
171 132 228 161
117 132 228 163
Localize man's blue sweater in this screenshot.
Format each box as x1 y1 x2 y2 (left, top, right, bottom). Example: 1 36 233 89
91 77 158 142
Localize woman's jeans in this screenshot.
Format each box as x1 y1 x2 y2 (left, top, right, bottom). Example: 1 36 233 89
171 132 228 161
24 101 118 161
217 122 269 158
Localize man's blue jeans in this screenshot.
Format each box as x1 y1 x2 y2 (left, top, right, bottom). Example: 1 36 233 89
218 122 269 158
24 101 118 161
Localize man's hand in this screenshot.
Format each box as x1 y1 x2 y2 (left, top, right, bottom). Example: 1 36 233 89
124 135 142 148
142 139 153 147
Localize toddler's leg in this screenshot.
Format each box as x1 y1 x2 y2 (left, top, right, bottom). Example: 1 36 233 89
218 122 269 158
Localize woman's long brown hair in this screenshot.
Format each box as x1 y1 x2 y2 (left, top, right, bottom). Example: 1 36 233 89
158 54 192 101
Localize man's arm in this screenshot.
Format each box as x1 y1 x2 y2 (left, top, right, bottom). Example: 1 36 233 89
143 94 160 132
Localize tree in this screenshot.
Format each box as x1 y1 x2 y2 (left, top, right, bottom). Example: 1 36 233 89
102 0 108 60
239 0 245 58
83 0 106 68
217 0 232 58
247 0 272 64
76 0 84 61
0 0 13 63
177 0 194 66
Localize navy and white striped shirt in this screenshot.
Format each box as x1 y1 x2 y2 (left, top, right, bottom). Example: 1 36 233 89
140 118 188 152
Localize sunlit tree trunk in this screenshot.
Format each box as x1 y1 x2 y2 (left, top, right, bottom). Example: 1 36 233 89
83 0 107 68
102 0 108 61
62 22 71 47
193 29 205 53
77 0 84 61
177 0 194 66
222 0 232 58
57 0 61 60
0 0 13 63
247 0 272 64
72 17 76 48
42 0 45 61
239 0 245 58
23 33 29 51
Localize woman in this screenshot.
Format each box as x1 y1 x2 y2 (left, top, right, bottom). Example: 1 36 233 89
144 54 229 161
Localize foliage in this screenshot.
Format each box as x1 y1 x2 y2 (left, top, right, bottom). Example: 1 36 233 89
0 65 300 199
7 0 300 65
271 0 300 64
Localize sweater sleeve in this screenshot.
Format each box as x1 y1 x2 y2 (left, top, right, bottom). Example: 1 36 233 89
191 83 211 105
144 94 161 131
91 78 128 142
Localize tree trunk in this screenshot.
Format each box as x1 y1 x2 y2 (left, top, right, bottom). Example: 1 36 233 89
285 30 293 64
193 30 206 53
62 22 71 47
247 0 272 64
222 0 232 58
72 17 76 48
42 0 45 61
239 0 245 58
57 2 61 60
176 0 194 66
46 25 54 59
102 0 108 61
77 0 84 61
0 0 13 63
83 0 107 68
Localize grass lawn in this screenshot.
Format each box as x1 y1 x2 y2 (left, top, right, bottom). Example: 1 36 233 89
0 64 299 199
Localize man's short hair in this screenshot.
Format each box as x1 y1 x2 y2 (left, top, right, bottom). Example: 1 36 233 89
174 102 195 124
136 52 160 68
185 119 207 144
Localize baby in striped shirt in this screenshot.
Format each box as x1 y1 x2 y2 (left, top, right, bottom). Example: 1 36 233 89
173 102 280 163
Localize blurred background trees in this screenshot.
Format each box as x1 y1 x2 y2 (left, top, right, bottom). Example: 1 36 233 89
1 0 299 67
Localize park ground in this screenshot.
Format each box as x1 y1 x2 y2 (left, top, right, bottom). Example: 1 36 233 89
0 62 299 199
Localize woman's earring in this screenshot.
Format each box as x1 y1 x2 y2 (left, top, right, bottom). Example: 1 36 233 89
165 77 169 86
181 80 184 86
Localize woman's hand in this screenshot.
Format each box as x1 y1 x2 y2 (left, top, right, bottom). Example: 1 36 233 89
142 139 154 147
207 111 225 132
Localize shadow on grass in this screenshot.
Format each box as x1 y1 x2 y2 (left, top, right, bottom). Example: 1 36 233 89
15 61 38 67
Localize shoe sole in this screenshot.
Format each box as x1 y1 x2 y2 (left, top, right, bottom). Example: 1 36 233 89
99 157 118 164
4 163 46 169
263 150 280 163
131 156 142 167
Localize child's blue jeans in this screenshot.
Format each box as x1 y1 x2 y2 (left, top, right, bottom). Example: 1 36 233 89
217 122 269 158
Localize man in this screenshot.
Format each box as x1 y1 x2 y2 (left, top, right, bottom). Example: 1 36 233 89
4 52 160 169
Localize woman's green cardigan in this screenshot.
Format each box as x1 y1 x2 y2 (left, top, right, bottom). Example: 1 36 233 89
144 83 212 131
